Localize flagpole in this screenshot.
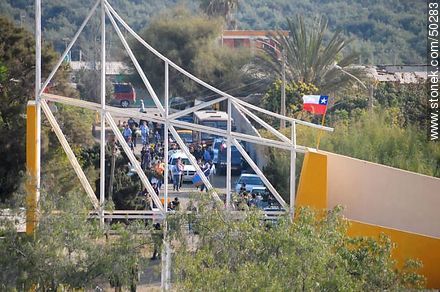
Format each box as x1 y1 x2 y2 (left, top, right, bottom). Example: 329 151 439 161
315 111 326 150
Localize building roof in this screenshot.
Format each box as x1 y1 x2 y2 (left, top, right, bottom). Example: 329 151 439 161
366 65 428 84
194 110 231 121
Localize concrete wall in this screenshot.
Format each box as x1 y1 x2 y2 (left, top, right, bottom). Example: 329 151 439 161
326 152 440 238
296 151 440 288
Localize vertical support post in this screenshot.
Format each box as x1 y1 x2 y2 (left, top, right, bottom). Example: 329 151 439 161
161 61 170 290
30 0 41 235
280 49 286 129
226 98 232 209
26 101 38 235
164 61 169 212
99 0 106 226
289 121 296 219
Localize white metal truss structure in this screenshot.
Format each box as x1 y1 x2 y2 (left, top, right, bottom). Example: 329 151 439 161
34 0 333 289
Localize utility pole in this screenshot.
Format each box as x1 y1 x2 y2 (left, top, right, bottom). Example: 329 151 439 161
99 0 106 227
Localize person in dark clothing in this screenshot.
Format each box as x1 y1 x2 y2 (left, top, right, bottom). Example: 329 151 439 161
151 223 163 260
194 145 203 161
239 182 247 194
171 197 180 211
131 125 137 147
199 161 213 192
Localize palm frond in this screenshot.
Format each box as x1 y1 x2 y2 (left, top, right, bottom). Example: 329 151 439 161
250 14 367 93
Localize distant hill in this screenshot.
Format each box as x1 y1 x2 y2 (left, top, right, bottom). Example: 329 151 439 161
236 0 426 64
0 0 425 64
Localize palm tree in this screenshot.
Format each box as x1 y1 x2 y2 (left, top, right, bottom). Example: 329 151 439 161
198 0 239 29
254 15 366 93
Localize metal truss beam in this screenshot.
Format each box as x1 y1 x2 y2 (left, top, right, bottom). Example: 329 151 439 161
39 0 100 96
168 125 221 202
41 100 99 209
41 93 310 152
232 97 334 132
232 100 291 143
168 96 228 120
104 4 165 115
232 138 288 209
105 112 165 213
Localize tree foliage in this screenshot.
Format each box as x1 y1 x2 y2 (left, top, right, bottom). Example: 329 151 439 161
170 202 425 290
263 107 440 195
0 16 96 202
198 0 239 29
0 191 151 290
129 7 252 99
0 17 56 202
373 82 427 129
255 15 367 93
1 0 424 64
262 79 318 116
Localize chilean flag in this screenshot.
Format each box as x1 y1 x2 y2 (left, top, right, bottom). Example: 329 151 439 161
302 95 328 115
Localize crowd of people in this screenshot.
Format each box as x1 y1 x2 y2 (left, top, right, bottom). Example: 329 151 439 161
233 182 278 211
116 118 217 210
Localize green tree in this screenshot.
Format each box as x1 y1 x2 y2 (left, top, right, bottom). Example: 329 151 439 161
0 16 56 202
373 82 427 128
257 15 366 93
262 108 440 181
198 0 239 29
0 190 151 290
262 79 318 120
129 7 251 101
170 201 425 290
0 16 97 202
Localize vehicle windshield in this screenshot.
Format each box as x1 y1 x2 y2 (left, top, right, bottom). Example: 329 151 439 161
179 132 193 143
177 115 193 123
217 121 227 130
240 176 263 185
170 158 191 165
114 84 133 93
219 146 240 162
200 121 228 140
202 121 217 128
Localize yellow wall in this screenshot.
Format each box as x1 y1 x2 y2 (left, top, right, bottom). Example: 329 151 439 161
295 151 327 209
295 151 440 288
26 101 38 235
325 151 440 238
348 221 440 288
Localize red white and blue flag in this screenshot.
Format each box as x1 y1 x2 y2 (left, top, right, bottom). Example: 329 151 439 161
302 95 328 115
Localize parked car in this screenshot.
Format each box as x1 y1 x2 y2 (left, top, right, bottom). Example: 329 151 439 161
168 151 196 182
234 173 264 193
217 145 242 173
113 83 136 108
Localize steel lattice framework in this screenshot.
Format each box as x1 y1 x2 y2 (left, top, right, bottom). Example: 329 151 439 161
33 0 333 289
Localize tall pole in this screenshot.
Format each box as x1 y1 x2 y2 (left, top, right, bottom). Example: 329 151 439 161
35 0 41 222
99 0 106 226
164 62 169 213
280 50 286 129
161 61 171 290
226 98 232 209
289 121 296 220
